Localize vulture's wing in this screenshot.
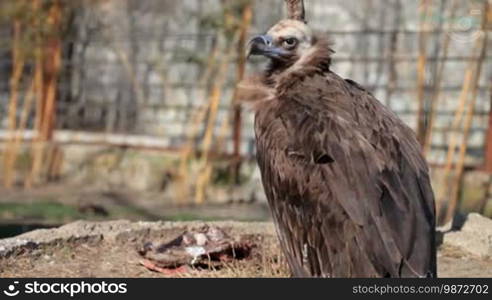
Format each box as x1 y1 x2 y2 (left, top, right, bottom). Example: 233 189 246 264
255 72 436 277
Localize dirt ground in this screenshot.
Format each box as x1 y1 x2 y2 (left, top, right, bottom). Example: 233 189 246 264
0 221 288 278
0 220 491 278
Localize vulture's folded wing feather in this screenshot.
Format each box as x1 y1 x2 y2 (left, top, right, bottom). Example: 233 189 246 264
255 72 436 277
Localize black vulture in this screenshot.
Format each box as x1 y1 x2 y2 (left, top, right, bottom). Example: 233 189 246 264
240 6 437 278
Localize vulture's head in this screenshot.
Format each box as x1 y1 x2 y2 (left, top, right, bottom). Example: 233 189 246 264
247 20 333 73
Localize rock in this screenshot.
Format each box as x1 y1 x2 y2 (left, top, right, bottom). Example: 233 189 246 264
0 220 274 258
443 213 492 258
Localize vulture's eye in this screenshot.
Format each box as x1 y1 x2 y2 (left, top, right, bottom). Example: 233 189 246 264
282 37 298 49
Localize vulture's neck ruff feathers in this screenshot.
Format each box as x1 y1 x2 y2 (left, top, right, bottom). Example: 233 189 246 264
269 35 334 86
239 35 334 111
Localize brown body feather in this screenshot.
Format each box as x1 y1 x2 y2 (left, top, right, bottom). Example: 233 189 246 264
250 34 437 277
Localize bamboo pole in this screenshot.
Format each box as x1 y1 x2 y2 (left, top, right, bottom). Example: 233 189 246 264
444 2 489 223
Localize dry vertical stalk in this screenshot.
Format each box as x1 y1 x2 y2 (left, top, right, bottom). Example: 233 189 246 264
423 0 459 155
24 7 44 189
416 0 431 144
435 67 473 221
485 80 492 173
3 19 25 188
231 1 253 184
111 44 145 107
444 2 489 224
13 0 42 189
212 2 254 187
47 146 63 180
194 1 244 205
3 78 36 188
480 81 492 214
194 36 238 205
6 21 23 134
385 0 402 107
445 70 474 162
25 0 62 188
40 0 62 141
174 36 222 205
285 0 305 22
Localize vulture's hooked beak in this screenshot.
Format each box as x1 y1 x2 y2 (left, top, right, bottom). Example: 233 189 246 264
247 35 289 60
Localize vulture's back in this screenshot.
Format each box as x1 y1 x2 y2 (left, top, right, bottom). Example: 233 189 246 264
255 71 436 277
